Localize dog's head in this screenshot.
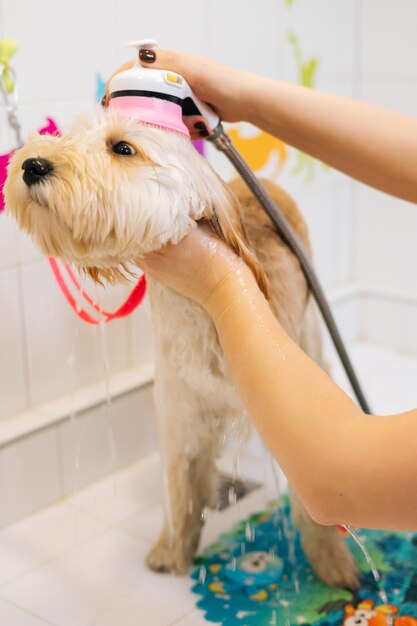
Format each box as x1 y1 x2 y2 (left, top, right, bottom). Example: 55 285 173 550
5 108 269 295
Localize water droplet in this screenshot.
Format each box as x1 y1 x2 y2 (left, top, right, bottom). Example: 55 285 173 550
228 486 237 506
344 525 388 603
198 565 206 584
245 521 255 542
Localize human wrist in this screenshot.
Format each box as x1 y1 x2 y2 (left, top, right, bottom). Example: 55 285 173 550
235 73 267 125
202 264 266 324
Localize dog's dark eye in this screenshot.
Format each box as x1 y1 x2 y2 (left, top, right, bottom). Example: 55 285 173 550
112 141 136 156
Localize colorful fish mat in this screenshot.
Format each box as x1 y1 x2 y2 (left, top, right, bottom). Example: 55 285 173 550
190 496 417 626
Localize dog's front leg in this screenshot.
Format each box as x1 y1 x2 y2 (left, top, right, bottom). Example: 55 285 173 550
147 427 218 575
290 492 359 589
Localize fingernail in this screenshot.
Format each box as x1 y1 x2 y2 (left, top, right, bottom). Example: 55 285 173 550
139 49 156 63
194 122 206 130
199 129 210 138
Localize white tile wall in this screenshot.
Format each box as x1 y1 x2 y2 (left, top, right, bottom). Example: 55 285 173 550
0 267 27 418
360 0 417 78
0 381 156 530
359 294 404 353
359 293 417 359
19 260 131 406
69 453 161 524
359 79 417 119
2 0 116 103
129 299 155 369
296 184 354 289
0 426 61 528
354 186 417 294
403 301 417 356
0 212 19 269
210 0 286 77
354 1 417 331
116 0 211 63
280 0 357 83
58 386 156 494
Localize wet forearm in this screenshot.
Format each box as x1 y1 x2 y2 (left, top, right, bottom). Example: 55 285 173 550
206 268 417 529
206 268 362 520
242 75 417 203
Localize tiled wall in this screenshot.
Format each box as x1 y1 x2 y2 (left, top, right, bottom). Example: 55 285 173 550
354 0 417 355
0 0 361 524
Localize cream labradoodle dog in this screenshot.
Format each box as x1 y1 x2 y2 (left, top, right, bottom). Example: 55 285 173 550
5 109 358 588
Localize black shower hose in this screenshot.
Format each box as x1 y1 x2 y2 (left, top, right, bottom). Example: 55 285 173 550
209 124 371 414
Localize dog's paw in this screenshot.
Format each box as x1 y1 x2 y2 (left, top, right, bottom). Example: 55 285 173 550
146 538 190 575
307 535 360 590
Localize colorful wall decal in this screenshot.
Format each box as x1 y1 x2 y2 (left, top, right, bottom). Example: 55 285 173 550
287 30 329 184
96 73 106 104
228 127 288 178
288 30 318 89
0 38 18 93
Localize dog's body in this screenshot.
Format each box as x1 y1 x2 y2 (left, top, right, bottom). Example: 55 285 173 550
5 110 358 588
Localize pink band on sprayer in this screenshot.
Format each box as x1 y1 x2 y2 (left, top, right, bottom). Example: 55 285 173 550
108 96 190 137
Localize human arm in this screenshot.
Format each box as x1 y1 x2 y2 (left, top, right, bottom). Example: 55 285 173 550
133 48 417 203
137 227 417 531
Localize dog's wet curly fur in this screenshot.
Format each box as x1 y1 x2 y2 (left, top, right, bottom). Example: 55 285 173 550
5 109 359 589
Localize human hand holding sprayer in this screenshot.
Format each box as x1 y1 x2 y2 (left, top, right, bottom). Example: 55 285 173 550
117 48 417 531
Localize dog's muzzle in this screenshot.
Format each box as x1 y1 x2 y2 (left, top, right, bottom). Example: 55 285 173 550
22 158 54 187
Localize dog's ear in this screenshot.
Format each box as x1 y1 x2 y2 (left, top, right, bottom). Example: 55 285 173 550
205 183 271 300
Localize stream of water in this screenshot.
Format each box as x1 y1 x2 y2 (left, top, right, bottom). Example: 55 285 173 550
344 524 388 603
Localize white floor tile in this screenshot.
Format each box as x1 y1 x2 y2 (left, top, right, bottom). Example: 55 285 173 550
120 485 276 557
120 504 164 546
120 443 283 558
68 453 162 524
0 598 52 626
200 487 277 552
0 502 105 587
171 609 218 625
1 529 196 626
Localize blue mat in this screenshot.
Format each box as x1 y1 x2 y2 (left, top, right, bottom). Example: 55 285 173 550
190 497 417 625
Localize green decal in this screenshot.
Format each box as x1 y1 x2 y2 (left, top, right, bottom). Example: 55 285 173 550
0 38 18 93
286 30 328 183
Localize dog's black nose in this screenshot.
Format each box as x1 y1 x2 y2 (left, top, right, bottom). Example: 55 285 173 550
22 158 54 186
